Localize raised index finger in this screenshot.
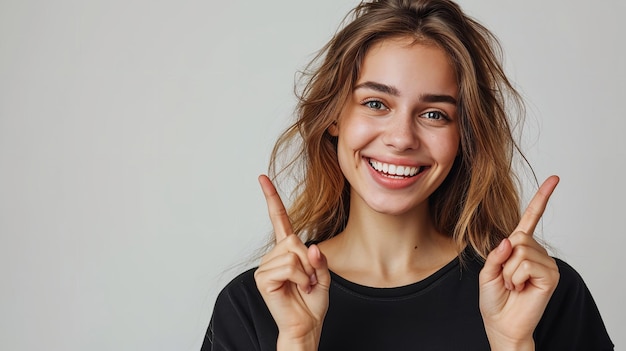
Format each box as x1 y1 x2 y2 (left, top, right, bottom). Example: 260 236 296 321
515 175 560 235
258 174 293 243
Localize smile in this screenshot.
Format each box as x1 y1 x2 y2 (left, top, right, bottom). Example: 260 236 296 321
368 158 425 178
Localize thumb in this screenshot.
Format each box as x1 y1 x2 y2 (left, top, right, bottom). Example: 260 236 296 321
480 239 512 284
307 244 331 289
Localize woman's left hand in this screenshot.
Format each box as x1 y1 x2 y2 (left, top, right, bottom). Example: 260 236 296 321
479 176 561 351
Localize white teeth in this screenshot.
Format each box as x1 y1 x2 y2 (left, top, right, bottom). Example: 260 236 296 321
369 159 420 177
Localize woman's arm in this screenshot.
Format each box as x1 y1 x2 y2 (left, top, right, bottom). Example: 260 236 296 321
479 176 561 350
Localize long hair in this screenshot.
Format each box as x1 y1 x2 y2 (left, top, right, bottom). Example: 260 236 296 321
269 0 525 259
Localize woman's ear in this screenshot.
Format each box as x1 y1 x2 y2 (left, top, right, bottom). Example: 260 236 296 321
328 120 339 136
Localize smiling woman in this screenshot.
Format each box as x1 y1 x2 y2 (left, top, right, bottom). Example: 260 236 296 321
329 38 460 214
202 0 613 350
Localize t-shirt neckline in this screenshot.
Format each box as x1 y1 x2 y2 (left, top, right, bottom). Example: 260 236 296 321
327 254 464 300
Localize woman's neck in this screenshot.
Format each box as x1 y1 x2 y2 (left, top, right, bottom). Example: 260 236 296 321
318 197 459 288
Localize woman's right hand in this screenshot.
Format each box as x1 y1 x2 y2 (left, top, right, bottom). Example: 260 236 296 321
254 175 331 350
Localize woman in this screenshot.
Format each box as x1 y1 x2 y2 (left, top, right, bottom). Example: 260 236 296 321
204 0 613 349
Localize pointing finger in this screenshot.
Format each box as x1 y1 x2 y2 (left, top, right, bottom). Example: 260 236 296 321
259 174 293 243
515 175 560 236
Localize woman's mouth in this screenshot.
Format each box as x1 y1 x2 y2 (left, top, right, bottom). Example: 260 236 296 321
368 158 426 179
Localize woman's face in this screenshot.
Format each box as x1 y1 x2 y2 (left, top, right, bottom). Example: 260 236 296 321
330 37 460 216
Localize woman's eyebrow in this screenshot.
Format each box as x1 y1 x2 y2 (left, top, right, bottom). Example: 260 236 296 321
420 94 457 105
354 81 400 96
354 81 457 105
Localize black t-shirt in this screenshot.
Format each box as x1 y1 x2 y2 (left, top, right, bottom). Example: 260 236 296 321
203 251 613 350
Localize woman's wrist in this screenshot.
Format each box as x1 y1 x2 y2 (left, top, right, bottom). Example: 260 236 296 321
277 329 321 351
486 331 534 351
490 342 534 351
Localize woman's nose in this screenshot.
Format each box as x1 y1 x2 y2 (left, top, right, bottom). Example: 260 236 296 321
382 112 420 152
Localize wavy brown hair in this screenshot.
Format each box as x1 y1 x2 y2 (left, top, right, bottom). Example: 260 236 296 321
269 0 526 259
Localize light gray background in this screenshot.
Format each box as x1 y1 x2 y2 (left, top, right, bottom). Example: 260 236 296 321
1 0 624 350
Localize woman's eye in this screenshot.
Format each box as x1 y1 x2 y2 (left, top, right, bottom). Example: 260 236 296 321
421 110 448 120
363 100 387 110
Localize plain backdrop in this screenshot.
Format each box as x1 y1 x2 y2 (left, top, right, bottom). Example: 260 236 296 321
1 0 624 350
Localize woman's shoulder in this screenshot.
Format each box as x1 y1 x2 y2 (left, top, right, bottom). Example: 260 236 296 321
216 267 259 299
207 267 278 350
212 266 266 318
535 257 614 350
553 257 587 287
550 257 605 305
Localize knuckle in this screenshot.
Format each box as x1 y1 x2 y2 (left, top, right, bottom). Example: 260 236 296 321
285 234 301 245
513 244 530 257
519 260 532 271
270 201 287 214
514 230 531 239
508 231 523 243
285 251 300 265
253 270 266 286
553 270 561 283
550 258 559 269
283 264 298 276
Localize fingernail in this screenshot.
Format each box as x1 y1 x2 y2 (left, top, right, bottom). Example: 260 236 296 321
313 245 322 260
498 240 506 252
